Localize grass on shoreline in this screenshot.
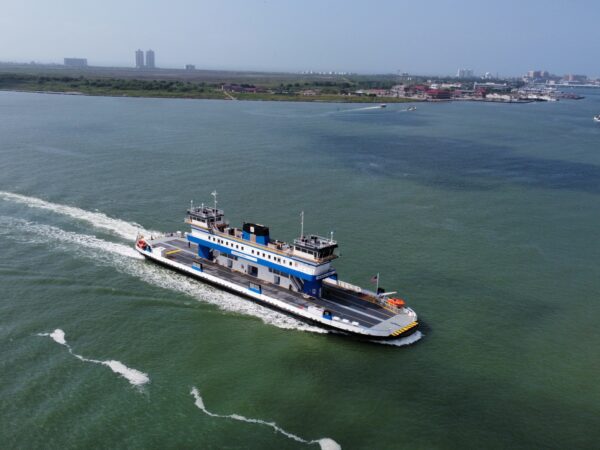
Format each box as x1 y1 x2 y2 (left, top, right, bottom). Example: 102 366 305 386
0 73 418 103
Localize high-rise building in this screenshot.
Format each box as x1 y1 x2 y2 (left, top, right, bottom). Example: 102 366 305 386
135 49 144 68
146 50 155 69
457 68 474 78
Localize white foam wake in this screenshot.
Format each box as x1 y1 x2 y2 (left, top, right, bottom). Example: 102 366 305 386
190 387 341 450
373 330 423 347
339 105 384 112
38 329 149 386
0 216 326 334
0 217 143 261
0 191 153 240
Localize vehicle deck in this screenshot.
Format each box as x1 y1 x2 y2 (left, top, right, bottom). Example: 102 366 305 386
146 236 414 333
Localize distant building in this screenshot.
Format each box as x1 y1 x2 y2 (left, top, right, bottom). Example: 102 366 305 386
474 82 510 93
426 89 452 100
363 88 391 97
135 49 144 68
457 68 474 78
527 70 553 80
146 50 155 69
565 74 587 82
391 84 407 97
64 58 87 67
185 64 196 71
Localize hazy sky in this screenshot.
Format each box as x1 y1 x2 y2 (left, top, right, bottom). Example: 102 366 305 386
1 0 599 76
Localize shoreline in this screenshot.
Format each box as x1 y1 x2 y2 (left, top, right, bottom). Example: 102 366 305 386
0 87 423 104
1 88 538 105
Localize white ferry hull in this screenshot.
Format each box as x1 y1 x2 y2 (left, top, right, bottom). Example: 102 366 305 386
136 245 418 340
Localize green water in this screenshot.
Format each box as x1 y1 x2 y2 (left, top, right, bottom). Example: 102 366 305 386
1 91 599 449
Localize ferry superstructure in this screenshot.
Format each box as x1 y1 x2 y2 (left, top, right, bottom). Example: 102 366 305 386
135 194 418 339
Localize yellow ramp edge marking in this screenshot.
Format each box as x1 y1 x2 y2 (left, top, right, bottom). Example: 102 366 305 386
165 249 181 255
391 321 418 336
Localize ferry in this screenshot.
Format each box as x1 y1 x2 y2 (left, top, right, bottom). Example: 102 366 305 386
135 193 418 339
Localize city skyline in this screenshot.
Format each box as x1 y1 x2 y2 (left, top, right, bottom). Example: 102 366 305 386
1 0 599 76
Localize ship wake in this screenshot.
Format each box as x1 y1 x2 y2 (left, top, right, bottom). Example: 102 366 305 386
37 329 150 387
190 387 341 450
339 105 384 112
0 192 418 343
0 190 155 239
0 213 327 335
373 330 422 347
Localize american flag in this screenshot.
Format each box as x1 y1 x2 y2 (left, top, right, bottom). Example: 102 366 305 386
370 274 379 284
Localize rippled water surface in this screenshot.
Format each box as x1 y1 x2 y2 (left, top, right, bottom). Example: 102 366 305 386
1 91 599 449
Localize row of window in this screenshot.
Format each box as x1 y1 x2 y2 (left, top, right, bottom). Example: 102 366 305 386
268 267 290 278
205 235 298 267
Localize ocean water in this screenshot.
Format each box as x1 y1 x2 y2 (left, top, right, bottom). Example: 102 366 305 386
1 91 599 449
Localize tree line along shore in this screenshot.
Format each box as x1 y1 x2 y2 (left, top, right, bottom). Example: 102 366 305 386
0 70 417 103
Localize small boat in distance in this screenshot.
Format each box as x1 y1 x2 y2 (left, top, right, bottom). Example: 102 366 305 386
380 104 387 108
407 106 417 111
594 115 600 123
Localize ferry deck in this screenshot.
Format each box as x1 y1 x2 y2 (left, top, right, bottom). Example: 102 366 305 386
144 235 418 337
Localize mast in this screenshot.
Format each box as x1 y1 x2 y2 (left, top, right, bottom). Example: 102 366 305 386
300 210 304 239
211 190 218 225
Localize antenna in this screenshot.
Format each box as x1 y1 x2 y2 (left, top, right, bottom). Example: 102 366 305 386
330 231 334 243
190 200 193 211
211 191 218 224
300 211 304 238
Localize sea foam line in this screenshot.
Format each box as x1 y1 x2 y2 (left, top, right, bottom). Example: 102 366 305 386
37 329 149 387
190 387 341 450
0 191 154 240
